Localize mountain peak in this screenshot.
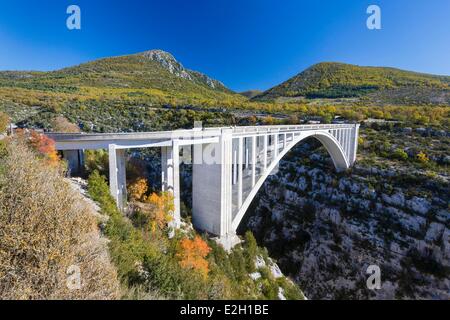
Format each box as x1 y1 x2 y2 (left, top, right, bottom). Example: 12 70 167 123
137 49 192 81
139 49 175 59
136 49 228 91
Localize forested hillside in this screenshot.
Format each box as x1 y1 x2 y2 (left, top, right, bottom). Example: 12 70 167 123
0 50 243 104
1 51 448 135
256 62 450 105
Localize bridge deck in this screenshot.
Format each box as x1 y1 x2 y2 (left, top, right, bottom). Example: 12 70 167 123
47 124 357 150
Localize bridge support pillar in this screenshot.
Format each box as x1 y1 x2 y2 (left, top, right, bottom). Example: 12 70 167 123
263 135 268 170
232 142 238 185
161 143 181 229
245 138 249 174
161 146 170 192
108 145 127 212
351 124 359 164
237 137 243 208
270 134 279 176
192 129 235 247
62 150 84 175
251 135 256 187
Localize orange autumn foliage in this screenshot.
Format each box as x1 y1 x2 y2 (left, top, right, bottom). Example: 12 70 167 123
177 236 211 279
145 192 174 231
128 177 148 201
28 131 60 166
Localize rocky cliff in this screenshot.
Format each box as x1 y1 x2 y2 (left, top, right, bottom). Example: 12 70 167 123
243 131 449 299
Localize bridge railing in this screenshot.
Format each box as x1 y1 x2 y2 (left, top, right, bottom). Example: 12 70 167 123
230 123 357 135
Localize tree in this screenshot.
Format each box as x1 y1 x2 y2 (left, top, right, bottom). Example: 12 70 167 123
263 115 275 125
358 136 365 146
145 192 174 232
28 131 60 167
246 115 257 125
177 236 211 279
322 114 333 124
84 149 109 176
288 114 299 125
244 231 258 273
128 177 148 201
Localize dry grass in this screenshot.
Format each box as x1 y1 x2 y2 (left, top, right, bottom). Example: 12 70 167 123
0 138 120 299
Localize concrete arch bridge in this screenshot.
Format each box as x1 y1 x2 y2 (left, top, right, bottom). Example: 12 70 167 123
48 123 359 248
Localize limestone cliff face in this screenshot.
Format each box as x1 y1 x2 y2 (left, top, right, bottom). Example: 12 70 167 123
243 140 450 299
138 50 229 91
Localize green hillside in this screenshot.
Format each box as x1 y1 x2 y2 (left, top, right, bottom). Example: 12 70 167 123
255 62 450 105
0 50 252 131
0 53 448 133
0 50 242 102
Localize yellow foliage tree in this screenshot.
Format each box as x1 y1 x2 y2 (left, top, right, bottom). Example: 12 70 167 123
177 236 211 279
145 192 174 232
128 177 148 201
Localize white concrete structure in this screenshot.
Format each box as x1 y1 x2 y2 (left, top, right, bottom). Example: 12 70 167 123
48 123 359 248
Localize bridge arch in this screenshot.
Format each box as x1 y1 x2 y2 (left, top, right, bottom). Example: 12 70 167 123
231 130 349 231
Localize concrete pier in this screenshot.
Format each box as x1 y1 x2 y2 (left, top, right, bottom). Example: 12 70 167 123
108 145 127 212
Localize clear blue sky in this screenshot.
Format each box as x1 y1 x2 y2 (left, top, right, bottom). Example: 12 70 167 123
0 0 449 91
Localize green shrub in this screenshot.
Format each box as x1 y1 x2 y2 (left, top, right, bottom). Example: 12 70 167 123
277 278 305 300
392 148 408 161
229 248 248 282
260 279 279 300
243 231 258 273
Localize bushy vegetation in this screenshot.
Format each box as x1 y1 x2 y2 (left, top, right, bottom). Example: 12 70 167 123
359 122 449 175
87 171 304 300
0 135 119 299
